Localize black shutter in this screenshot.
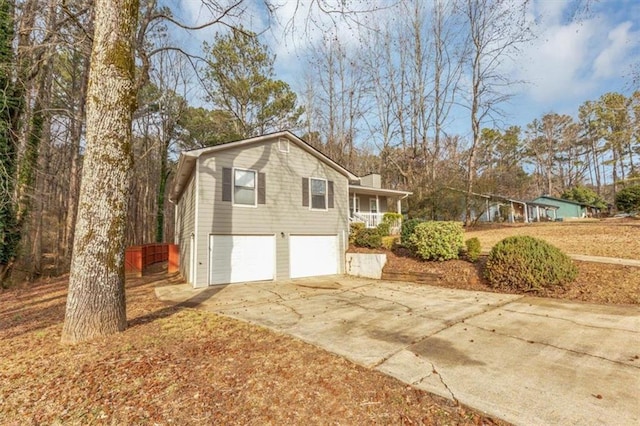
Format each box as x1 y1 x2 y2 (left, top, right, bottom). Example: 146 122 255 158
302 177 309 207
258 172 266 204
328 180 334 208
222 168 232 202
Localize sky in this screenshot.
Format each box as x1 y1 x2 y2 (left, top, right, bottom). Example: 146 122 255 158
168 0 640 136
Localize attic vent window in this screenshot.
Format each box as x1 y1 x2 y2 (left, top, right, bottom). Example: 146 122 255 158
279 138 289 153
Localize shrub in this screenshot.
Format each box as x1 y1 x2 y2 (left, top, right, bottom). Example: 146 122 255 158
464 237 481 263
382 212 402 223
381 235 399 250
377 222 390 236
383 212 403 235
349 222 365 245
400 218 423 248
615 185 640 213
408 221 464 261
484 236 578 292
354 228 382 249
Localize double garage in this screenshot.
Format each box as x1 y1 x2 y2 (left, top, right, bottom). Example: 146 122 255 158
209 234 340 285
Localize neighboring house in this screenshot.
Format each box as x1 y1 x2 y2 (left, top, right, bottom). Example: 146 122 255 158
170 131 410 288
532 195 600 219
451 190 560 223
527 201 559 222
454 191 529 223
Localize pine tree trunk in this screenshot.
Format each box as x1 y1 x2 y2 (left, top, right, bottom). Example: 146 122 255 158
61 0 139 344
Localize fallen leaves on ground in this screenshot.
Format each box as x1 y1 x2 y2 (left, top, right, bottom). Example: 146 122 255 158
0 272 503 425
367 219 640 305
382 250 640 305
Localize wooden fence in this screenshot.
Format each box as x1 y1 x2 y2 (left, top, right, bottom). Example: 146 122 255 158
125 243 179 277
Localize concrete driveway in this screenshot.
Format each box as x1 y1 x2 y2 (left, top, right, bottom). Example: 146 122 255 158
155 277 640 425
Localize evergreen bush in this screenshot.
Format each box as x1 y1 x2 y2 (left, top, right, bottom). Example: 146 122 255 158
349 222 365 245
381 235 399 250
354 228 382 249
400 218 423 249
377 222 390 236
484 236 578 292
408 221 464 261
615 185 640 213
464 237 481 262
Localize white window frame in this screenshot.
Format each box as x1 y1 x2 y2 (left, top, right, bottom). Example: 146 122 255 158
278 138 290 153
309 177 328 211
233 167 257 208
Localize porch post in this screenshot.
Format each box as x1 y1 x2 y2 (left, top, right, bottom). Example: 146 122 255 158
352 192 356 216
397 198 401 213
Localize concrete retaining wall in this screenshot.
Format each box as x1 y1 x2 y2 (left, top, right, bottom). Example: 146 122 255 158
346 253 387 279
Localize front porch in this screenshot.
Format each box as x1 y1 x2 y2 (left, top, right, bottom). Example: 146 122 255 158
348 177 411 230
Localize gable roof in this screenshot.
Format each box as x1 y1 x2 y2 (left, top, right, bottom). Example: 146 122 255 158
534 195 599 209
169 130 359 202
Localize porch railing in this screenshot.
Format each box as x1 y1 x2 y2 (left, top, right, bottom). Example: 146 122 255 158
350 213 401 234
351 212 383 228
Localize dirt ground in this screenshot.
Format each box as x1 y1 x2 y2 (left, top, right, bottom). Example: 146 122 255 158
0 271 503 425
361 219 640 306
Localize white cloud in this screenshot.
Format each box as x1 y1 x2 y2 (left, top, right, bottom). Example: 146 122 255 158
514 0 639 107
517 19 597 103
593 21 639 78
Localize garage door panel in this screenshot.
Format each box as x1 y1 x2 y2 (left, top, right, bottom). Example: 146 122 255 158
210 235 275 285
290 235 338 278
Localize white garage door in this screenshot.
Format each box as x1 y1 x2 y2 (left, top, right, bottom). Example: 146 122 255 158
289 235 339 278
209 235 275 285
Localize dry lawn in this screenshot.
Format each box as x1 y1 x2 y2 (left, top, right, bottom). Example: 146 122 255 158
356 219 640 305
383 251 640 305
465 218 640 259
0 271 503 425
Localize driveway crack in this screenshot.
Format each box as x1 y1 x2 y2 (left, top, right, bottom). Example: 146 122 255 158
412 363 458 404
469 323 640 369
500 307 640 334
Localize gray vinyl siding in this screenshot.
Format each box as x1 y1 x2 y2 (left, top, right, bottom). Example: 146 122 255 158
195 137 349 285
356 195 389 213
175 173 196 284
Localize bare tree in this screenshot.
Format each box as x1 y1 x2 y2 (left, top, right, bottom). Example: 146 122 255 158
461 0 531 225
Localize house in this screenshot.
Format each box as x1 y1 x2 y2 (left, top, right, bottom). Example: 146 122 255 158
532 195 600 219
450 190 560 223
526 201 559 222
170 131 410 288
452 190 529 223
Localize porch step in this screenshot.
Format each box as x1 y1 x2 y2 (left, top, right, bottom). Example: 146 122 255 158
381 270 442 284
